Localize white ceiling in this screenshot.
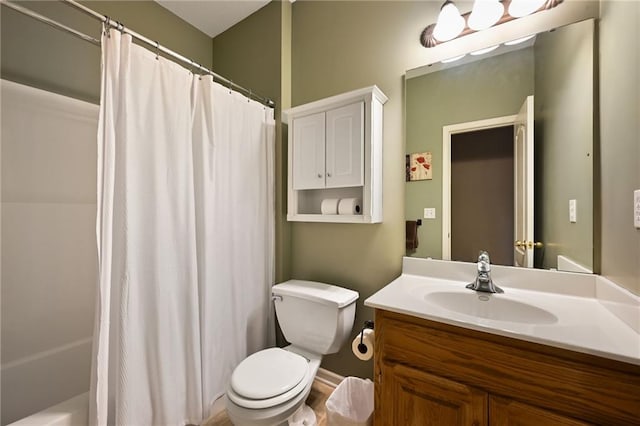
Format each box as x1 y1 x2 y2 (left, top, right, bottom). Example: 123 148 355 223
155 0 272 38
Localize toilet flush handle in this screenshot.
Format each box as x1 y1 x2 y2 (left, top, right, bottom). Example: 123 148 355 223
272 294 283 302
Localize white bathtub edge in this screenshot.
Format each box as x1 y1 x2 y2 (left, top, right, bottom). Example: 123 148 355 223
8 392 89 426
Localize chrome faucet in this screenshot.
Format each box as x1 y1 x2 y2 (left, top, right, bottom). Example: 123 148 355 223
466 251 503 293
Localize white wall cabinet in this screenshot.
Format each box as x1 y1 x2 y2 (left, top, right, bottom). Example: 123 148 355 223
284 86 387 223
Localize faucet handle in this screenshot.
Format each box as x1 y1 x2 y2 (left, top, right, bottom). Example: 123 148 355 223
478 262 491 273
478 251 490 263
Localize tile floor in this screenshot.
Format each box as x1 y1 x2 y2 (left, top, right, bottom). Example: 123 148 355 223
204 379 336 426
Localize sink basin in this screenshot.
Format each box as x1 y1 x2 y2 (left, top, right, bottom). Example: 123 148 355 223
424 291 558 324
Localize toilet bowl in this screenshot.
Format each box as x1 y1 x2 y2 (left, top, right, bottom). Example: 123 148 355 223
225 346 321 426
225 280 358 426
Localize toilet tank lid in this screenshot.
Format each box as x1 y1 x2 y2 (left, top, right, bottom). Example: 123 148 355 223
273 280 359 308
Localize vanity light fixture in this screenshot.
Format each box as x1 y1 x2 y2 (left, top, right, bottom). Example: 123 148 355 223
421 0 563 48
432 0 466 42
468 0 504 31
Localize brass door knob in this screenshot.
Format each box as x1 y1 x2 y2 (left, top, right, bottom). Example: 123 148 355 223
515 240 544 249
528 241 544 249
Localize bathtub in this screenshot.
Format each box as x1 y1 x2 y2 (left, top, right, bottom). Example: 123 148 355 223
6 393 228 425
8 393 88 426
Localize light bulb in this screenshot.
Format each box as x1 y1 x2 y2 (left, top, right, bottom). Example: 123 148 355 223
508 0 547 18
504 34 536 45
441 54 466 63
468 0 504 31
470 44 500 55
433 1 466 42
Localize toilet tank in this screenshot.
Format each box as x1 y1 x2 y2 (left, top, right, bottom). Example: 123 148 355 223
272 280 359 355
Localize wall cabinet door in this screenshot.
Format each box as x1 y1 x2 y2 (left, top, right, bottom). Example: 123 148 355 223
378 362 488 426
325 102 364 188
489 396 592 426
292 112 325 190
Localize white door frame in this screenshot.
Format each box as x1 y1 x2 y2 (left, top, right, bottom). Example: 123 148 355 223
442 115 518 260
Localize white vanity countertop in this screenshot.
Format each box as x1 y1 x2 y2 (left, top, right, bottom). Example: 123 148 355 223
365 258 640 366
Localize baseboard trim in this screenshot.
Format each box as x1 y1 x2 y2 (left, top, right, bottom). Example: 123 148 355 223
315 368 345 388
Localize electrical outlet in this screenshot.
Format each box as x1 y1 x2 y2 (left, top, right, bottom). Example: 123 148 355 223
634 190 640 229
569 199 577 223
424 208 436 219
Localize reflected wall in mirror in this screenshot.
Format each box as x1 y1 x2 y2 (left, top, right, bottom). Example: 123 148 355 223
405 19 594 272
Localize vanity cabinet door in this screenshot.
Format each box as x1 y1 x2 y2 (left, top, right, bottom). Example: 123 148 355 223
292 112 326 190
379 362 487 426
489 396 593 426
325 101 364 188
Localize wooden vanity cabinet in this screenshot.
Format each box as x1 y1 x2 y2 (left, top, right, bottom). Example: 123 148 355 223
374 309 640 426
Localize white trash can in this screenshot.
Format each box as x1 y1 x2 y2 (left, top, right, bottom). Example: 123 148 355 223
325 377 374 426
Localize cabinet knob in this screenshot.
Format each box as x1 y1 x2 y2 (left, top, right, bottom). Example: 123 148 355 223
327 173 332 178
317 173 322 178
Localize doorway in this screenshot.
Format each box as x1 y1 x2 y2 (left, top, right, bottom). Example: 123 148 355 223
450 126 515 265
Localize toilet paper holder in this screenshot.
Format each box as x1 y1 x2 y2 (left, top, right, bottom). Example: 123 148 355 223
357 320 374 354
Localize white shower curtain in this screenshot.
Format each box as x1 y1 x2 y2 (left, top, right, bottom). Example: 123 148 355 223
91 28 275 425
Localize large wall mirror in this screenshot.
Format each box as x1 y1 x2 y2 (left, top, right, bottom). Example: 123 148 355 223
405 18 594 273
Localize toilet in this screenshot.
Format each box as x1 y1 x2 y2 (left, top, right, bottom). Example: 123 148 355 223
225 279 359 426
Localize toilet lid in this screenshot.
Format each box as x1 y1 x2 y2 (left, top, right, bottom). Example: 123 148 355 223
231 348 308 400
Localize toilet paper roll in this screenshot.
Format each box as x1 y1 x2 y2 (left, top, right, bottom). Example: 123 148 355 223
352 329 374 361
320 198 340 215
338 198 362 215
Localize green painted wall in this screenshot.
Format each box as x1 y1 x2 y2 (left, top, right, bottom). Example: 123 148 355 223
534 20 594 271
1 1 212 104
405 48 534 260
212 1 292 284
599 0 640 294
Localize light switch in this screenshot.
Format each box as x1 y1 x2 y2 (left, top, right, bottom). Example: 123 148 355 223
634 190 640 229
424 208 436 219
569 199 577 223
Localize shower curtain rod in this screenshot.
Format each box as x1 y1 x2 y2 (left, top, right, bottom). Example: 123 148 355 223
0 0 275 108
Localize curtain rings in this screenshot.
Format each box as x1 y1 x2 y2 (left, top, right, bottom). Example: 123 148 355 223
155 41 160 60
248 90 252 103
228 80 233 94
104 16 111 37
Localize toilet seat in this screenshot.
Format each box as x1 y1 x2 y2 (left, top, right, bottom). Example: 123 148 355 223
228 348 311 409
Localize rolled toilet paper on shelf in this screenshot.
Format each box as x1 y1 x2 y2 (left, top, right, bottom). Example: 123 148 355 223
320 198 340 215
352 329 374 361
338 198 362 215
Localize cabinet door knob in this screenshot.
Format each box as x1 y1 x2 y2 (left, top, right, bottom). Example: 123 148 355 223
317 173 322 178
327 173 332 178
